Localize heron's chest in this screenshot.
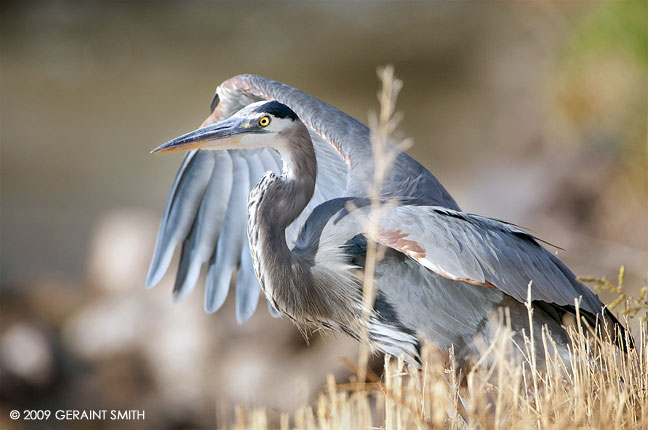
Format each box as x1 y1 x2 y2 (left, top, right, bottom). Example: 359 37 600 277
246 191 282 310
247 199 266 290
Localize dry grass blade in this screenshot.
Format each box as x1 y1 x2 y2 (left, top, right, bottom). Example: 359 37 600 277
356 65 409 385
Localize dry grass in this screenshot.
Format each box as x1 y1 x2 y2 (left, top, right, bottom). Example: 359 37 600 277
232 69 647 430
233 285 647 430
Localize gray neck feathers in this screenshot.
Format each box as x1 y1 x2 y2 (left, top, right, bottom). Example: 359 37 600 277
248 121 362 333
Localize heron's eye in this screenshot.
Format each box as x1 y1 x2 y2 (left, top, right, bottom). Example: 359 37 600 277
259 116 271 127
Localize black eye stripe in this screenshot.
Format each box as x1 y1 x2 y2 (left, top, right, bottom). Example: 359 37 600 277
252 101 298 120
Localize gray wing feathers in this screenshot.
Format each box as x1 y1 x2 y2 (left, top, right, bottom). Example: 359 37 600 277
236 234 261 322
205 155 250 313
173 151 234 301
234 152 266 322
369 206 604 314
146 150 215 288
375 254 503 350
310 131 348 198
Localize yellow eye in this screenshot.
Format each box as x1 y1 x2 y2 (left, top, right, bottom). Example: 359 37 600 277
259 116 271 127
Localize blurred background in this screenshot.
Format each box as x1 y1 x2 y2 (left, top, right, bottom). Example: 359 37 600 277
1 1 646 428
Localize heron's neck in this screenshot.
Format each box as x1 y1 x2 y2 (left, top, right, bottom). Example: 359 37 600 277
248 123 363 331
269 123 317 228
248 122 316 299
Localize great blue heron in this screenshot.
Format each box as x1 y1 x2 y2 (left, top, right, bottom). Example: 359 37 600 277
148 75 626 365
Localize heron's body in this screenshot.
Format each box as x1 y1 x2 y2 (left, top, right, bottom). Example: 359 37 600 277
149 75 627 366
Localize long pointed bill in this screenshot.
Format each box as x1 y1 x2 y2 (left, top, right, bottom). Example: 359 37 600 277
151 116 247 154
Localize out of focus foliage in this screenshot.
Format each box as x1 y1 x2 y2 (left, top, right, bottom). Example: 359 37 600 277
553 0 647 191
570 0 647 68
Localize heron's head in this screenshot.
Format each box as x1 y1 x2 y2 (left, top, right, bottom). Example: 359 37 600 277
152 100 300 154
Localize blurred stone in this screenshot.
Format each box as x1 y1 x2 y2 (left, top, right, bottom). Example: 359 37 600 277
0 323 53 385
140 291 213 413
86 209 158 294
63 296 149 359
25 276 89 324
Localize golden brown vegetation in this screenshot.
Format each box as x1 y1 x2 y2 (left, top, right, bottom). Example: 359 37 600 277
233 282 646 430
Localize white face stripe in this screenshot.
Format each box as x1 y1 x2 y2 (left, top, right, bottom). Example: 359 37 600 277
237 116 295 142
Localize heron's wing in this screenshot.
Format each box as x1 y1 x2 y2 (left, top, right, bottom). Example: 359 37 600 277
145 149 268 310
146 78 350 321
146 149 220 293
355 205 605 315
216 74 459 208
